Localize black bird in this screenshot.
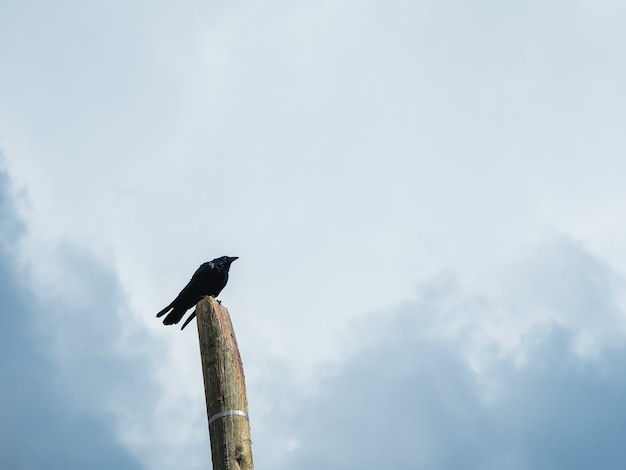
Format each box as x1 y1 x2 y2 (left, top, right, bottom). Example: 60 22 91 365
156 256 238 330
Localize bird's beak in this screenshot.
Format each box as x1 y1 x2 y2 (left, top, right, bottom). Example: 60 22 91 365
229 256 239 263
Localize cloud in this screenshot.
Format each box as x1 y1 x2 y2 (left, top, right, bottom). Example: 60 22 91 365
2 1 626 468
3 0 626 385
260 240 626 469
0 159 146 469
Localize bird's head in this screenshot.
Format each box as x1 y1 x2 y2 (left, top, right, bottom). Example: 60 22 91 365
212 255 239 267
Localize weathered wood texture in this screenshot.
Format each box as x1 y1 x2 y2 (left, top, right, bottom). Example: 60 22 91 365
196 296 254 470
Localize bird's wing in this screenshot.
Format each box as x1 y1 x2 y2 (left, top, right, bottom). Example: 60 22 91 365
192 261 215 277
157 261 220 325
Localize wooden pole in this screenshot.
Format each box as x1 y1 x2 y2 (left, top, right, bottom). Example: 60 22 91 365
196 296 254 470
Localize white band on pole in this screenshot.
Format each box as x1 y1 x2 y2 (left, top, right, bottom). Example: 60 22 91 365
208 409 249 426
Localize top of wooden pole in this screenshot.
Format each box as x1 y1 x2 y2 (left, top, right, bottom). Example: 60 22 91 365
196 296 254 470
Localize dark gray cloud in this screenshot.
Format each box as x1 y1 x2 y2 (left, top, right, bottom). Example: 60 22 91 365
267 242 626 470
0 160 144 469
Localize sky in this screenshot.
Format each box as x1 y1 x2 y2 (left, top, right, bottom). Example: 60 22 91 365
1 0 626 468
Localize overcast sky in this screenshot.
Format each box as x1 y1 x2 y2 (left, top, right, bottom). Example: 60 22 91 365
1 1 626 468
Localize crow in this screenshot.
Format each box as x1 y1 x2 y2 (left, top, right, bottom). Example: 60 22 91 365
156 256 238 330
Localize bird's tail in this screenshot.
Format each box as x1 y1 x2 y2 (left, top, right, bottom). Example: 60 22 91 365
162 308 187 325
180 310 197 330
156 303 173 318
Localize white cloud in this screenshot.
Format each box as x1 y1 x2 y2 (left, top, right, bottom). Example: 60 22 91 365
1 0 626 468
257 240 626 469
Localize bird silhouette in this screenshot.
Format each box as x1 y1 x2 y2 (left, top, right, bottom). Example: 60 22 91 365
156 256 238 330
